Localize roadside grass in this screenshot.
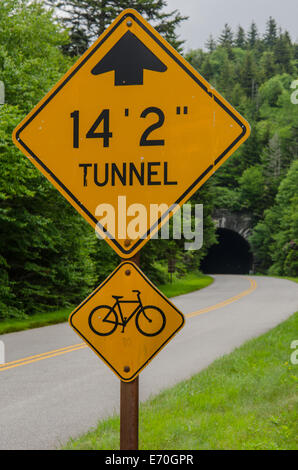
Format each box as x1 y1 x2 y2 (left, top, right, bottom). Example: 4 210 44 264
158 272 213 298
281 277 298 284
0 272 212 335
0 307 72 335
64 311 298 450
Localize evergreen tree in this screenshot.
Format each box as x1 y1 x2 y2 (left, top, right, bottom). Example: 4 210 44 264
238 165 265 215
205 34 216 52
200 57 213 81
240 52 258 97
247 21 258 48
264 17 278 47
251 160 298 276
231 83 245 107
261 52 276 80
274 33 293 73
218 23 234 48
235 25 246 48
217 57 234 98
262 132 290 181
185 49 205 70
46 0 187 55
261 133 283 206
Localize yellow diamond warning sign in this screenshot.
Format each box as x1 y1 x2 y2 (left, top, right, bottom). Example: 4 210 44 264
12 9 250 258
69 262 185 382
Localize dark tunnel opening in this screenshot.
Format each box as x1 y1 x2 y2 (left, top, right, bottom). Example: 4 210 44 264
201 228 253 274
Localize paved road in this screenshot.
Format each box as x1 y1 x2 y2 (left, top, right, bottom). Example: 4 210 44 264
0 275 297 449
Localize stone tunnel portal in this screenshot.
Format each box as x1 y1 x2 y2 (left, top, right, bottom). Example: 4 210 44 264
201 228 253 274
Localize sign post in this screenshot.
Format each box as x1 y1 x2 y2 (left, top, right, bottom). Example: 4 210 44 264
120 251 140 450
120 372 139 450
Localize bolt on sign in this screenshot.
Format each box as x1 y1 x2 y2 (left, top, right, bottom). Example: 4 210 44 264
12 9 250 258
69 262 185 382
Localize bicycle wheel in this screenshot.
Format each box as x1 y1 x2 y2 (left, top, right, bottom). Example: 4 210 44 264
88 305 118 336
135 306 166 337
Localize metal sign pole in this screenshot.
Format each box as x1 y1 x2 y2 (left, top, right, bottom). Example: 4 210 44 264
120 376 139 450
120 250 140 450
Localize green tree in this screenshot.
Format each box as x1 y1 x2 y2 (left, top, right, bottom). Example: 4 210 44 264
46 0 187 55
0 1 97 317
274 33 293 74
251 160 298 275
217 57 234 98
185 49 205 70
262 133 282 179
264 17 278 47
235 26 246 48
218 23 234 48
231 83 245 107
259 75 284 107
0 0 70 110
269 161 298 276
261 52 276 80
205 34 216 53
249 219 274 273
218 23 234 58
247 21 258 48
238 165 265 216
200 57 213 81
240 52 258 97
187 18 297 276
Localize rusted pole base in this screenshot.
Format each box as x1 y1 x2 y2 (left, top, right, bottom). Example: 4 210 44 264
120 251 140 450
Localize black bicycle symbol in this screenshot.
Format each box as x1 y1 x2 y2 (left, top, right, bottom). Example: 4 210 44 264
88 290 166 337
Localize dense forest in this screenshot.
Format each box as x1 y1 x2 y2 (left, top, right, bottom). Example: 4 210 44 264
186 19 298 276
0 0 297 320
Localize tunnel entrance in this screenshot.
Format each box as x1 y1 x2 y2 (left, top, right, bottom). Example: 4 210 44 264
201 228 253 274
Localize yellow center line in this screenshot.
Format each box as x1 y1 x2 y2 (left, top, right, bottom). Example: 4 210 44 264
0 342 85 369
185 277 257 319
0 344 86 372
0 277 257 373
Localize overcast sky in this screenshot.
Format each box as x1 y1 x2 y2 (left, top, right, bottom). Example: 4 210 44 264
164 0 298 51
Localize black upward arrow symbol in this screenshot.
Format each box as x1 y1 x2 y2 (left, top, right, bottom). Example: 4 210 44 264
91 31 167 86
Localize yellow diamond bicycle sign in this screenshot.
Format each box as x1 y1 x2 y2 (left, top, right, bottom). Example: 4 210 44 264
12 9 250 258
69 262 185 382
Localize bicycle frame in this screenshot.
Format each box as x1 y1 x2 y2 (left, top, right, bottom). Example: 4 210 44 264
112 298 142 328
104 292 150 331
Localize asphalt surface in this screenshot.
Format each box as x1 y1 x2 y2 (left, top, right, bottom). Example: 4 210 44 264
0 275 297 449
